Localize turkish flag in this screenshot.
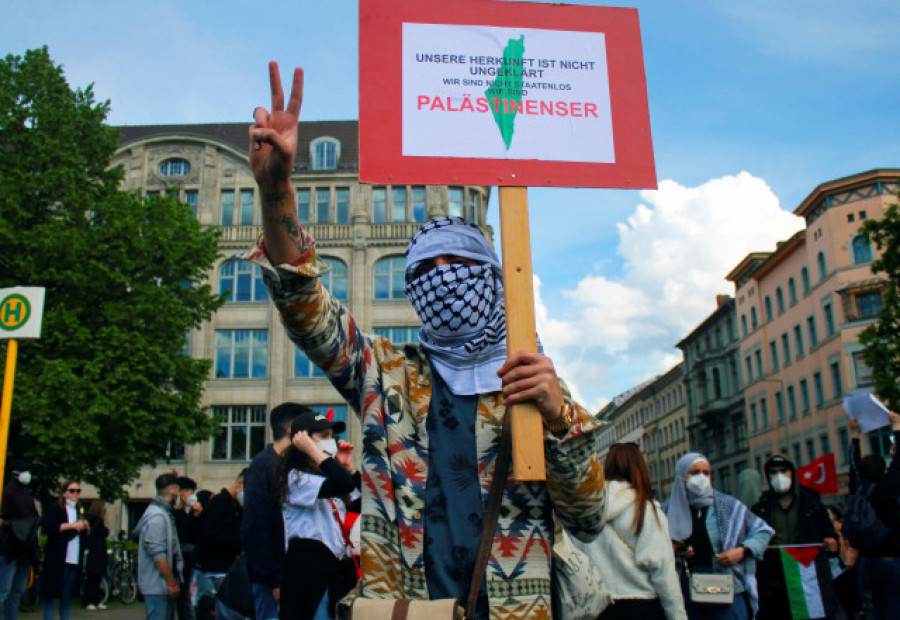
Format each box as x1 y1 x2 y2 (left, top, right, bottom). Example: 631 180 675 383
797 453 839 494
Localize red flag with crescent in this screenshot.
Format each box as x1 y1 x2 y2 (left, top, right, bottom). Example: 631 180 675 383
797 453 838 494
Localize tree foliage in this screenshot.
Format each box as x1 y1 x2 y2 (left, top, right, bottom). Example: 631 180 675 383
859 196 900 412
0 47 224 500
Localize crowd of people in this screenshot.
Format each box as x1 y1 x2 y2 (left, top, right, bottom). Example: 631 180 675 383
0 60 898 620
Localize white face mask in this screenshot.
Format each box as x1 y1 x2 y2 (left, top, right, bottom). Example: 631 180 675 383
770 472 792 494
236 491 244 506
315 438 338 458
16 471 31 486
686 473 711 496
186 494 198 508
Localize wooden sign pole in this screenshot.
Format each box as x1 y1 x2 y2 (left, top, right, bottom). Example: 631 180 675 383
499 186 546 481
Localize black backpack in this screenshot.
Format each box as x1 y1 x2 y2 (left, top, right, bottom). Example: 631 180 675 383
843 482 891 553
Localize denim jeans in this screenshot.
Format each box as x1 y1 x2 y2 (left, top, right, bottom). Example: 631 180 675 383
0 557 16 617
192 571 248 620
4 558 31 620
144 594 175 620
857 555 900 620
251 582 278 620
41 564 78 620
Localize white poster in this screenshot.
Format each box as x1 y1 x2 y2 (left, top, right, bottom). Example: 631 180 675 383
402 23 615 163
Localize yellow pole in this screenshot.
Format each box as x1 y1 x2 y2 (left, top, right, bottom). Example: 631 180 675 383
0 338 18 510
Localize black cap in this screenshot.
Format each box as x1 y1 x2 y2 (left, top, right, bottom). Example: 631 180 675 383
8 459 30 473
290 410 346 436
764 454 793 473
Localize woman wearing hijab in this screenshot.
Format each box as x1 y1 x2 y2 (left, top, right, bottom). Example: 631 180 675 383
664 453 773 620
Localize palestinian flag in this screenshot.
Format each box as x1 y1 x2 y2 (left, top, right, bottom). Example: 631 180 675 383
778 545 837 619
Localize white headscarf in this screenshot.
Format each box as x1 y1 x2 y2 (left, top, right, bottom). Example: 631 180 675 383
667 452 713 541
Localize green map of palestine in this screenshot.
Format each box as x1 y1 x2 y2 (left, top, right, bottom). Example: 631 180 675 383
485 35 525 150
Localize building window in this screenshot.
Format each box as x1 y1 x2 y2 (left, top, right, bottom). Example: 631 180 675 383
158 442 185 462
412 187 427 222
159 158 191 176
220 260 269 303
781 333 791 365
745 356 753 383
807 316 818 348
467 189 481 224
184 190 198 218
792 443 803 465
741 315 748 337
374 256 407 300
240 190 254 225
215 330 268 378
751 307 758 328
806 438 816 463
373 327 421 346
830 360 843 399
310 137 340 171
817 252 827 281
294 349 326 378
760 397 769 428
838 428 850 464
856 291 883 319
336 188 350 224
373 187 387 223
755 349 764 377
820 433 831 457
776 288 785 314
449 187 464 218
787 385 797 420
712 368 722 399
794 325 805 357
296 188 311 224
220 190 234 226
764 296 773 322
316 188 331 224
211 405 266 461
321 257 348 301
392 188 407 222
800 379 811 413
775 391 785 424
813 372 825 407
750 403 758 432
853 351 873 387
852 236 873 264
769 341 779 370
823 302 835 337
788 277 798 305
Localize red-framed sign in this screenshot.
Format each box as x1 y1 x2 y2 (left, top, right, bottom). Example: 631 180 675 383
359 0 656 189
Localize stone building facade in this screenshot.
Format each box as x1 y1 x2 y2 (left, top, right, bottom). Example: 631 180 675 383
106 121 491 527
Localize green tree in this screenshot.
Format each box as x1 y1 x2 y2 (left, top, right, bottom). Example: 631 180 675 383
859 196 900 412
0 47 224 500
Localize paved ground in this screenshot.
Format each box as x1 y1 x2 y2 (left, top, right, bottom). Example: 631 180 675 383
22 599 145 620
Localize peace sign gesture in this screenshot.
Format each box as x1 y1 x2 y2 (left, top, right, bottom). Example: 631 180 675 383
249 62 304 187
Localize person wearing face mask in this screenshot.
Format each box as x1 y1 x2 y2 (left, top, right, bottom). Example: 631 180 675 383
0 459 40 620
242 63 604 620
752 455 838 619
41 480 90 620
276 410 359 620
192 470 248 620
174 477 199 620
134 474 184 620
665 453 774 619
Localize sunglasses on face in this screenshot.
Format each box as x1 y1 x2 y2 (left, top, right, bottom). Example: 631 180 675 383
66 488 81 494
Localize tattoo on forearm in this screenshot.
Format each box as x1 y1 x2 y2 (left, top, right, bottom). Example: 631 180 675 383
275 215 305 253
263 192 287 209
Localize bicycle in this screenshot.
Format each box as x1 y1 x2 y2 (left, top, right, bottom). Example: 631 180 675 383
108 539 138 604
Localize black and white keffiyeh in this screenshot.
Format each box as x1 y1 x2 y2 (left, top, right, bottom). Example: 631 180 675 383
405 217 507 395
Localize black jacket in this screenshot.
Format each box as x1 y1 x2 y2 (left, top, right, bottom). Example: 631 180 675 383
40 503 86 599
194 489 243 574
83 514 109 577
850 431 900 556
241 444 285 588
752 461 837 545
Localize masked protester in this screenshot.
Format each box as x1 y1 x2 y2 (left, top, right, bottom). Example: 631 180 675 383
0 459 40 620
134 474 184 620
665 453 773 620
276 411 359 620
752 455 839 619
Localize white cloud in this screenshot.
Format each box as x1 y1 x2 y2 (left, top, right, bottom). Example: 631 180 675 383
538 172 804 406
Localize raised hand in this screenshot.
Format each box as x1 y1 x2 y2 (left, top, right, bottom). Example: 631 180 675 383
249 62 304 187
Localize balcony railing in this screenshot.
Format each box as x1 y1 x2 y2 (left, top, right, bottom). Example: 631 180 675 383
217 222 422 246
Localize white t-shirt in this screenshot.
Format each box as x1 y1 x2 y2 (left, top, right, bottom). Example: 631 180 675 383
65 503 80 565
282 469 349 559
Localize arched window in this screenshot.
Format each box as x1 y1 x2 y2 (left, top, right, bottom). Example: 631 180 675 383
741 315 748 337
321 257 348 301
374 256 407 300
776 287 785 314
219 260 268 303
801 267 811 294
310 137 341 171
852 236 873 264
788 277 798 305
750 307 758 328
817 251 827 281
764 296 773 322
159 158 191 176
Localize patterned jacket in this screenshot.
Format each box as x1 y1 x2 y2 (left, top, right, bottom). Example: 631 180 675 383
245 235 605 619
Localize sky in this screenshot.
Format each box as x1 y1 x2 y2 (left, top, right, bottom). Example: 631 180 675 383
4 1 899 410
